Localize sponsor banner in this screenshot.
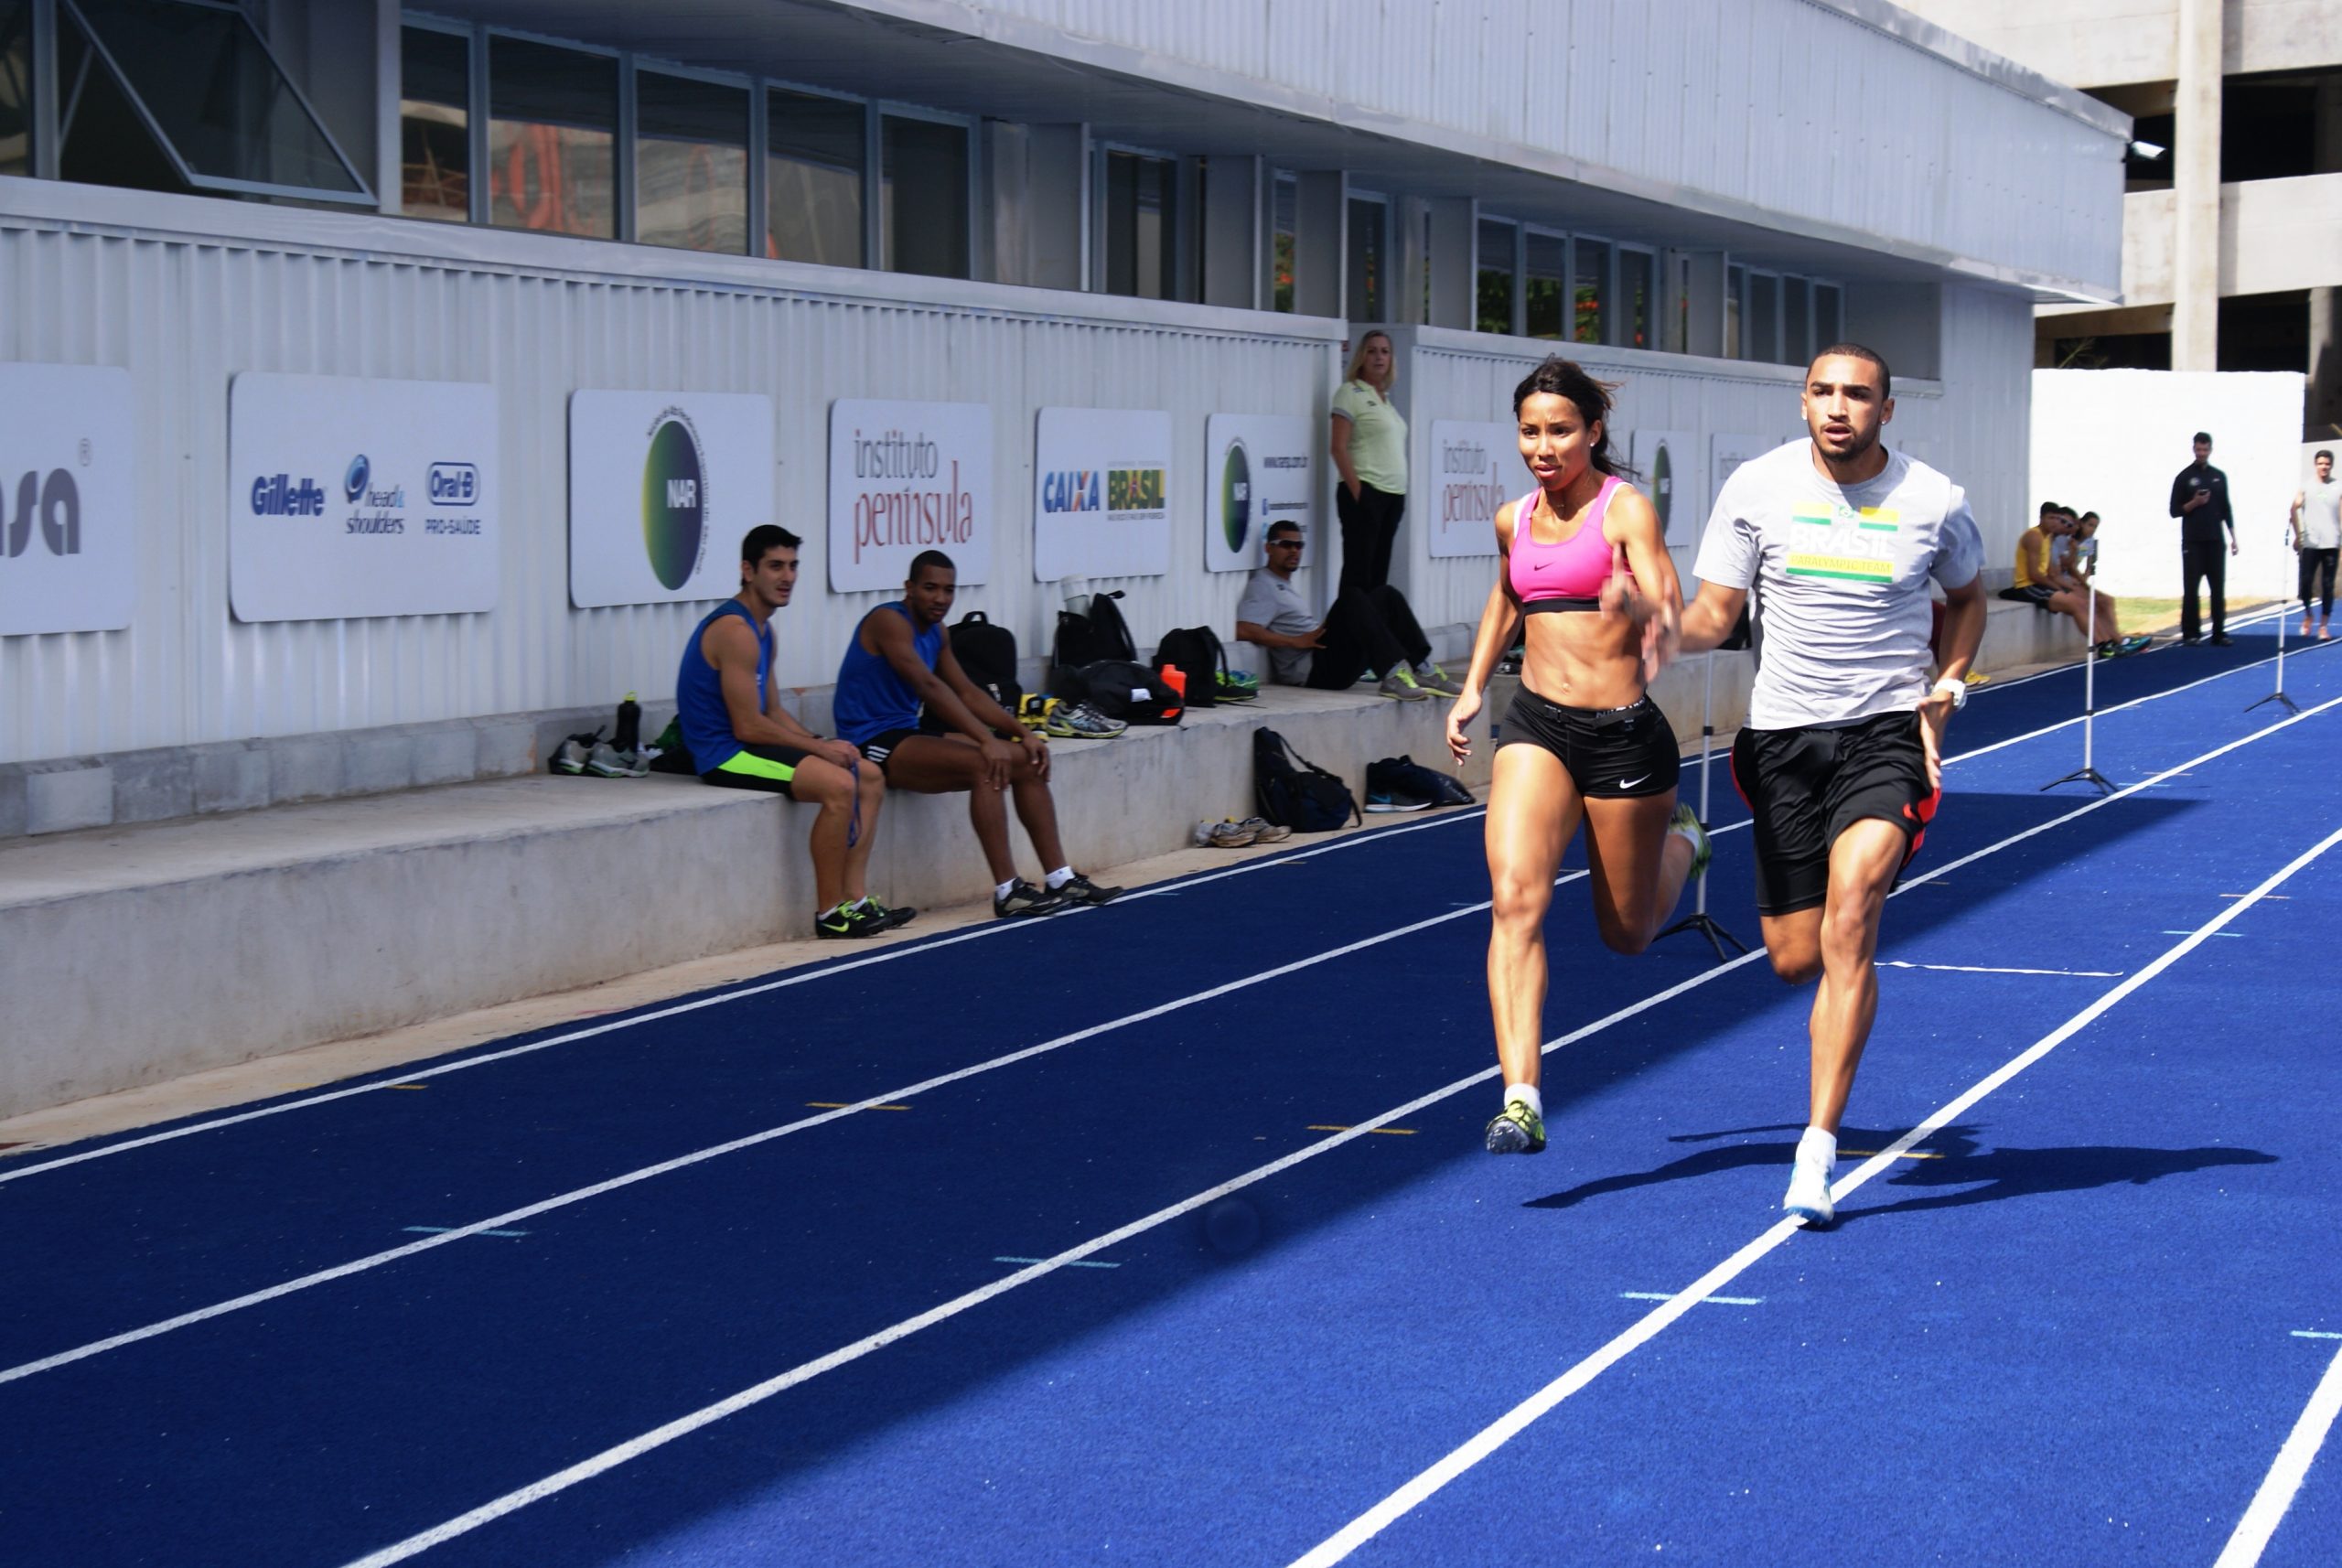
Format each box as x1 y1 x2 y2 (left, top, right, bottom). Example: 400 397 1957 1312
1203 414 1313 573
1426 421 1517 557
826 400 992 592
570 391 776 607
229 372 497 623
1033 407 1173 582
1627 430 1700 543
1 363 134 636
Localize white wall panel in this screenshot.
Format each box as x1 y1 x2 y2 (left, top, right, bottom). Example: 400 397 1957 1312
0 193 1340 765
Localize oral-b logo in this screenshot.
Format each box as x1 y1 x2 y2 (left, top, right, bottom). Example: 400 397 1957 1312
344 454 371 503
428 463 478 506
251 474 328 516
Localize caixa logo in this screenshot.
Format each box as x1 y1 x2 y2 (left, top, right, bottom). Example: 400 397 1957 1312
428 462 478 506
4 468 81 557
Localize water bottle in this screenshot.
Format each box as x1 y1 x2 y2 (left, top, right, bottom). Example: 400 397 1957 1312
615 692 641 754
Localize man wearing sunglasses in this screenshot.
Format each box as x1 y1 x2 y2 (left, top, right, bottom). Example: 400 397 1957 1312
1234 521 1461 700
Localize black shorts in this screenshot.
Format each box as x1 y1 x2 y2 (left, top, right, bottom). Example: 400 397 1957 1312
854 727 922 775
1730 709 1939 917
699 742 812 800
1999 585 2056 608
1497 689 1680 799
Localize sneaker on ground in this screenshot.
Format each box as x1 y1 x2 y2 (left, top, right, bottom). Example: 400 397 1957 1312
1363 789 1433 813
586 741 646 778
1376 669 1431 701
1193 819 1257 848
1412 660 1466 696
994 878 1068 918
1236 815 1293 843
1052 872 1123 906
1669 801 1712 879
1962 670 1991 687
552 736 592 775
1783 1155 1835 1227
1017 694 1055 731
1484 1100 1546 1155
815 900 888 940
2114 634 2151 656
1047 702 1125 739
858 897 918 931
2211 634 2236 647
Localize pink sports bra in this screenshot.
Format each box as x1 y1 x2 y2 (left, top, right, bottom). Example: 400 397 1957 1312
1507 476 1628 612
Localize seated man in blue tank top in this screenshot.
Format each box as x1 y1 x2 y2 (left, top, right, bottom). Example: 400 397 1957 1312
835 550 1122 918
679 525 908 940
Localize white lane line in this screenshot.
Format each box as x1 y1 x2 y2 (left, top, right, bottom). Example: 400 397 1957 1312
2293 1331 2342 1341
2213 1340 2342 1568
1289 815 2342 1568
0 809 1486 1186
1619 1291 1762 1306
1881 961 2123 977
320 700 2342 1568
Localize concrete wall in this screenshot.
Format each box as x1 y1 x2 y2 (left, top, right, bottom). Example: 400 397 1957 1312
2039 177 2342 315
1900 0 2342 84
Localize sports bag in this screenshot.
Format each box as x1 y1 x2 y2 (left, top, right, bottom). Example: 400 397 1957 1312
1053 660 1184 725
949 610 1023 713
1367 754 1475 808
1153 625 1226 709
1053 589 1138 671
1254 727 1359 832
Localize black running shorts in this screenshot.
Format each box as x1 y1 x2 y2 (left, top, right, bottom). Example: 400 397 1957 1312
699 742 811 800
1729 709 1939 917
1497 688 1681 799
854 727 921 774
1998 585 2056 608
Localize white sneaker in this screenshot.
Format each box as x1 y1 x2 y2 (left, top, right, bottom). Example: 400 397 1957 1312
1783 1155 1835 1228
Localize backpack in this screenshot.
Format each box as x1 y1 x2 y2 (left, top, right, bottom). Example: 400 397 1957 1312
1254 728 1359 832
949 610 1023 713
1054 660 1184 725
1153 625 1226 709
1054 589 1137 671
1367 755 1475 809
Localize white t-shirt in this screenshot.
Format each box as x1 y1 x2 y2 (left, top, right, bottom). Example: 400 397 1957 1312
2301 479 2342 550
1693 440 1983 730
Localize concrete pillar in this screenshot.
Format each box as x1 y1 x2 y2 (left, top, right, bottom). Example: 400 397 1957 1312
1394 196 1429 326
2171 0 2223 371
1426 198 1474 329
1294 171 1346 319
1200 156 1258 308
988 123 1085 291
1682 252 1725 359
2308 80 2342 437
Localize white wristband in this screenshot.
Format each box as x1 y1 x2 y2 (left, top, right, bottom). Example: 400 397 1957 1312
1932 676 1967 712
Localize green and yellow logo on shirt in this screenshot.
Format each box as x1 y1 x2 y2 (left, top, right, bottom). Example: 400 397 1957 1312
1788 500 1896 582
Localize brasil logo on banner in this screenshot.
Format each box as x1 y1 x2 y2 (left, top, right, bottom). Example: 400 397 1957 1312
1221 438 1252 554
1787 503 1897 582
642 408 706 591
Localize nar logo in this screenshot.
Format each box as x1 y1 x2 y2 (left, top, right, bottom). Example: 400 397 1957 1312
4 469 81 557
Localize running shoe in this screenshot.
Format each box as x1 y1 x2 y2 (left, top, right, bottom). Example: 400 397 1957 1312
1376 669 1431 702
1046 702 1126 739
994 878 1067 918
1215 671 1261 703
1413 661 1466 697
814 899 888 940
1962 670 1991 688
1193 819 1258 848
1051 872 1123 906
1669 801 1712 879
1236 816 1293 843
1783 1155 1835 1227
1484 1099 1546 1155
857 897 918 931
2112 634 2151 656
1017 694 1056 732
552 736 592 775
586 740 647 778
2210 634 2236 647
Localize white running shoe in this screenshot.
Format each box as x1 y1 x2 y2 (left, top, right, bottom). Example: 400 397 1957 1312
1783 1155 1835 1228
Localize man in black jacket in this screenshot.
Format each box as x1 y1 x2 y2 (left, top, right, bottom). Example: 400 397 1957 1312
2169 431 2240 645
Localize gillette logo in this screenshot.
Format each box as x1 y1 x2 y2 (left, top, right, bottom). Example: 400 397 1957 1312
251 475 328 516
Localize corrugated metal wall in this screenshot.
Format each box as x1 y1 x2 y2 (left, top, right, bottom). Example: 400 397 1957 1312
932 0 2124 294
0 203 1342 765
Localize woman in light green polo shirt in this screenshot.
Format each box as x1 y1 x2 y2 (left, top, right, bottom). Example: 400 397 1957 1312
1329 330 1408 596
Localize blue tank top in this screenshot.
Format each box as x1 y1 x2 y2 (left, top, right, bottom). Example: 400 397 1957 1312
675 600 768 774
833 602 941 746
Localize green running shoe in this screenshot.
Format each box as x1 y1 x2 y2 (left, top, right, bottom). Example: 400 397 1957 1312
1669 801 1712 879
814 899 887 940
1484 1099 1546 1155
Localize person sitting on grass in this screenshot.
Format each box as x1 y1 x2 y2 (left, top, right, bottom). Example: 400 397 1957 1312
833 550 1122 919
677 525 908 940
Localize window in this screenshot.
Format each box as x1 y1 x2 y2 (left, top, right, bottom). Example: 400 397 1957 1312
1784 275 1810 366
59 0 369 202
1814 283 1843 350
880 113 968 278
1524 230 1564 338
1618 248 1653 350
489 35 617 237
1748 271 1780 362
1346 195 1384 321
1476 217 1516 335
1 1 28 177
768 86 863 266
400 26 469 222
1105 149 1177 300
1725 265 1746 360
1573 237 1610 344
1271 172 1296 313
636 70 747 253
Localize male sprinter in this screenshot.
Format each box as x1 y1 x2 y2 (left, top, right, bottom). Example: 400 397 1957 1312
1676 345 1985 1226
678 525 907 939
835 550 1122 918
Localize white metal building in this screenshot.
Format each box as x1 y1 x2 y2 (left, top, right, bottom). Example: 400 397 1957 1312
0 0 2126 827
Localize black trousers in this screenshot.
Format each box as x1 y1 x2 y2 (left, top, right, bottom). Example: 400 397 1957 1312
1335 481 1405 597
2300 548 2338 618
1305 585 1433 690
2181 535 2228 639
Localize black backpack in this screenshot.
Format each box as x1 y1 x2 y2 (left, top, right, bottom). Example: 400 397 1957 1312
1054 660 1184 725
1153 625 1227 709
949 610 1022 713
1367 755 1475 809
1254 728 1359 832
1054 590 1137 671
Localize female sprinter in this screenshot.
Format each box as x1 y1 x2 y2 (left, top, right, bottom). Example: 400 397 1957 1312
1445 357 1709 1155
